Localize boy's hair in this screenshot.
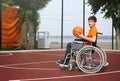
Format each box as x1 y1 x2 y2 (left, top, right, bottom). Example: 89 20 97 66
88 16 97 22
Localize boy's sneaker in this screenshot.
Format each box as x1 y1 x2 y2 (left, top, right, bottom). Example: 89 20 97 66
104 62 109 66
59 63 68 68
56 60 68 67
56 60 64 64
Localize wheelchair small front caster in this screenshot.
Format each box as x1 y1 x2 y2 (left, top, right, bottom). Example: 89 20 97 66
68 63 73 71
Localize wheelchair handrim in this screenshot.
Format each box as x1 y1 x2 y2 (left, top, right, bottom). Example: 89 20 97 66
76 46 106 73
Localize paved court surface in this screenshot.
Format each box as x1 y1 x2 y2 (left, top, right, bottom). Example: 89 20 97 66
0 50 120 81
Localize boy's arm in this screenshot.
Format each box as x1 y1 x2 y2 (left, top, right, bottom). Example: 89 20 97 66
76 34 96 42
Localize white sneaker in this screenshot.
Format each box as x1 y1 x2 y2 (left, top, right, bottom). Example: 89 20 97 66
59 64 68 68
104 62 109 66
56 60 64 64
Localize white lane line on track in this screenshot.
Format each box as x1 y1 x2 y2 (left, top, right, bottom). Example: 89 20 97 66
0 60 56 66
0 51 64 57
9 70 120 81
0 60 60 71
0 51 119 56
0 53 13 56
1 66 59 71
0 49 65 53
25 53 64 56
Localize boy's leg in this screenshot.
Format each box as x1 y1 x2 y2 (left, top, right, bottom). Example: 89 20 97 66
57 42 72 66
64 42 72 59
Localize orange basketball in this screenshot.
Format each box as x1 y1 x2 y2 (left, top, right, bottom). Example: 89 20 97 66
72 26 83 36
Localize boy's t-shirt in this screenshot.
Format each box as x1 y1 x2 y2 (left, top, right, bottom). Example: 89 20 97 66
85 26 97 45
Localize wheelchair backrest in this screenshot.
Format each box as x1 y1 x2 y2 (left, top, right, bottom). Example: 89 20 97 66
92 32 103 47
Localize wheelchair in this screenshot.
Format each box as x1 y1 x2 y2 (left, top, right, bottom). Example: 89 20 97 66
62 33 107 73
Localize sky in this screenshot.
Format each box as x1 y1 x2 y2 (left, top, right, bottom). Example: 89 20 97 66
38 0 113 36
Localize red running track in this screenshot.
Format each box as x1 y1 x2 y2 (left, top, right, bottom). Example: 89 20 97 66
0 50 120 81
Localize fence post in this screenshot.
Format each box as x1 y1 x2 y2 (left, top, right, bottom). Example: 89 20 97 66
83 0 85 35
61 0 64 49
0 2 2 50
112 20 114 49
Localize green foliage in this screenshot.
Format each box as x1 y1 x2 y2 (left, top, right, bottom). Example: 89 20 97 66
2 4 6 10
1 0 14 6
87 0 120 26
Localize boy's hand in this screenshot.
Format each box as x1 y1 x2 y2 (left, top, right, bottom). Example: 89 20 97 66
75 34 84 38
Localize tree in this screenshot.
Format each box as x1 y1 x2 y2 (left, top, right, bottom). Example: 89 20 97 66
2 0 51 49
87 0 120 50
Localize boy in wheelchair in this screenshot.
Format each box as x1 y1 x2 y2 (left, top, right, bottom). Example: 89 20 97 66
56 16 108 68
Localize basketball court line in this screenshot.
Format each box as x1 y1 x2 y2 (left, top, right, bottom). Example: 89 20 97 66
0 50 64 57
0 60 60 71
0 49 119 53
0 60 56 67
0 49 65 53
9 70 120 81
0 53 13 56
22 52 64 57
1 66 59 71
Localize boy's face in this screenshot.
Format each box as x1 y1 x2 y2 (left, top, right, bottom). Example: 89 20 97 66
88 20 96 27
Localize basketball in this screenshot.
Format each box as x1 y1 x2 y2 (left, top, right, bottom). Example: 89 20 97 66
72 26 83 36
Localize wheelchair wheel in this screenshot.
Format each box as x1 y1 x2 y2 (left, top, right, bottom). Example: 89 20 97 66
76 46 106 73
96 46 107 66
